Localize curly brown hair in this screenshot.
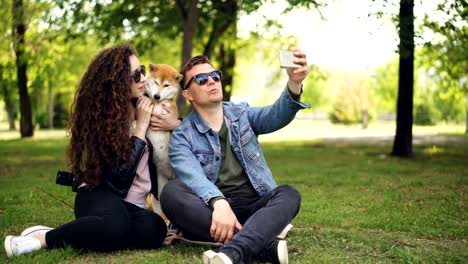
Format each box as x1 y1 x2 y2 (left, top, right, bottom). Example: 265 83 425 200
67 44 137 189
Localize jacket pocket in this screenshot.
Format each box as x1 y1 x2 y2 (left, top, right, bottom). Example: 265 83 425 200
239 125 254 146
195 152 214 175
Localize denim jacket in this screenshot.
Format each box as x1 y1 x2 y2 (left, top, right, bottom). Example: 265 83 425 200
169 86 311 204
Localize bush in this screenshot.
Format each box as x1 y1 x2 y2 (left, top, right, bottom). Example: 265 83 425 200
34 93 69 129
414 103 439 126
35 112 49 128
329 95 374 125
53 93 69 128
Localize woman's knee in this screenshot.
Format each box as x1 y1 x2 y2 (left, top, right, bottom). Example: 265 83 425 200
98 215 131 242
133 212 167 249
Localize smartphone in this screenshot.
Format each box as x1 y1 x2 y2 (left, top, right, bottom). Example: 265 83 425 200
279 50 301 68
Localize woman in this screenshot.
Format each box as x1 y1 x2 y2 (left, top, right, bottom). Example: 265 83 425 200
4 44 181 257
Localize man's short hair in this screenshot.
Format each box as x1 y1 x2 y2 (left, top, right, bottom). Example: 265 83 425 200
180 55 214 89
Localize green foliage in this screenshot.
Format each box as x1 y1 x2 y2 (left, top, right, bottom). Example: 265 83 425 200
371 58 399 114
421 0 467 93
419 0 467 125
329 92 359 124
301 65 328 110
329 95 374 125
52 93 69 128
328 71 375 125
35 93 68 129
35 111 48 128
414 101 440 126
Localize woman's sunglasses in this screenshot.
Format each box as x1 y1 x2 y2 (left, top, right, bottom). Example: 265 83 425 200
130 65 146 83
184 70 222 90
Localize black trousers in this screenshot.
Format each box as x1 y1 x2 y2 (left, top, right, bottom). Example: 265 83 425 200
161 180 301 261
45 188 167 252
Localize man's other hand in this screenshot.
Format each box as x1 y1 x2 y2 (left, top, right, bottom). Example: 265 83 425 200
210 199 243 242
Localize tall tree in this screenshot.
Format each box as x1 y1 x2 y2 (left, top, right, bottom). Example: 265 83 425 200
392 0 414 157
174 0 200 113
12 0 33 137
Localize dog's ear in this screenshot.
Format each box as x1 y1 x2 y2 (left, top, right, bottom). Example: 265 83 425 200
149 64 158 72
174 73 183 82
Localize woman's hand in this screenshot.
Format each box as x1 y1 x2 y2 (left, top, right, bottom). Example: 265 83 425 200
134 97 153 139
150 104 182 131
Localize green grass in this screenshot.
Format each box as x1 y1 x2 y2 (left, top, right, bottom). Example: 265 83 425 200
0 135 467 263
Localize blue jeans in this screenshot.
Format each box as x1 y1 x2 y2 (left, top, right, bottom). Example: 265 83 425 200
161 180 301 261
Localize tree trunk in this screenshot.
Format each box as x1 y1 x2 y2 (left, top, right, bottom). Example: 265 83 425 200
392 0 414 157
175 0 199 114
205 0 238 102
12 0 34 137
217 44 236 102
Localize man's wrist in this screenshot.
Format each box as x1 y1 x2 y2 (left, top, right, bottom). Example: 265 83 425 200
287 80 303 95
209 196 226 209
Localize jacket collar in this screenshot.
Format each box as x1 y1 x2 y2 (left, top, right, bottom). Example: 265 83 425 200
191 102 245 134
222 102 244 122
191 110 211 134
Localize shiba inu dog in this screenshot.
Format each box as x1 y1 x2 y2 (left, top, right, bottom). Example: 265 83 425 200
144 64 182 220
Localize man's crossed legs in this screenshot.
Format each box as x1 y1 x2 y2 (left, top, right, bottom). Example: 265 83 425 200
161 180 301 264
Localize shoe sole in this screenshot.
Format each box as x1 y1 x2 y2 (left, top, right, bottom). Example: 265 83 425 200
20 226 53 237
4 235 14 258
278 240 289 264
203 250 233 264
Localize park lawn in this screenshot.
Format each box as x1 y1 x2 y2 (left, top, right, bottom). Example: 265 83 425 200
0 136 466 263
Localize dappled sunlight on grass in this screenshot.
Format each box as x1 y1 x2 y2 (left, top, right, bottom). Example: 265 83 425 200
422 145 445 155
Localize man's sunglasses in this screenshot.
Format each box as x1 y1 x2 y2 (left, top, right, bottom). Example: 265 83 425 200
184 70 222 90
130 65 146 83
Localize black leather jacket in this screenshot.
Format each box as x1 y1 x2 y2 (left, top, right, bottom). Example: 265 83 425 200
101 136 158 198
59 136 158 198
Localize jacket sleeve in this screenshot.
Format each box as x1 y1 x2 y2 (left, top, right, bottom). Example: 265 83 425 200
247 86 311 135
102 136 147 197
169 127 223 205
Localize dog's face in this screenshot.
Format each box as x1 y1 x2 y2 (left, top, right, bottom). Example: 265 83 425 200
144 64 183 101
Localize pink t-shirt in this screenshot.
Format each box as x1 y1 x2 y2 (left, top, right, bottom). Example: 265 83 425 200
124 145 152 208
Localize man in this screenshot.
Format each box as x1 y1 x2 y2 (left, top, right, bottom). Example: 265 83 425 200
160 49 310 264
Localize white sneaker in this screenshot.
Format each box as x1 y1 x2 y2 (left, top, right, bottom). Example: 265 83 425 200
203 250 233 264
257 239 288 264
4 235 42 257
20 225 53 237
277 240 288 264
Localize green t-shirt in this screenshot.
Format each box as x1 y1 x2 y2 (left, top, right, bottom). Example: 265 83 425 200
214 119 258 198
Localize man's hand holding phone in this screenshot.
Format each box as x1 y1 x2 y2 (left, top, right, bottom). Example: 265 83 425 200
280 49 308 95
